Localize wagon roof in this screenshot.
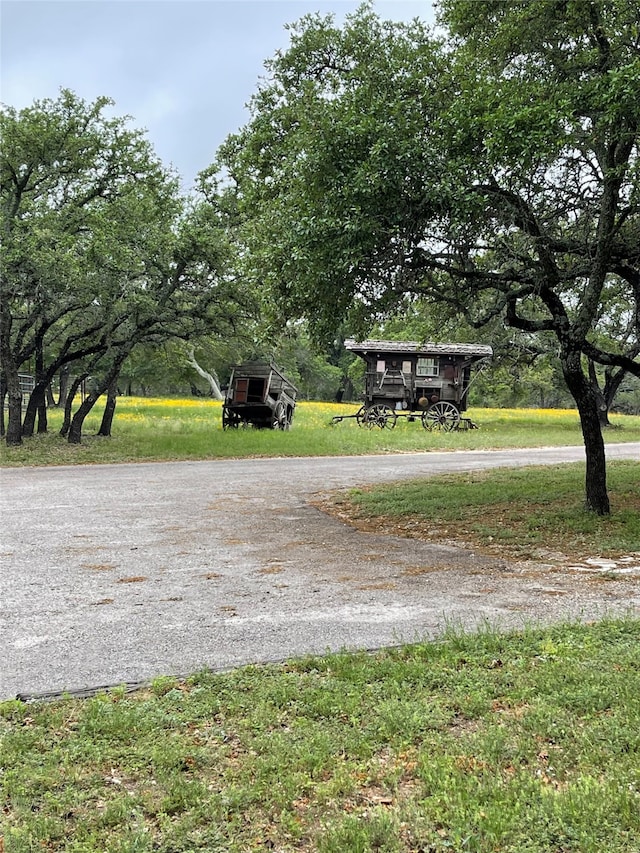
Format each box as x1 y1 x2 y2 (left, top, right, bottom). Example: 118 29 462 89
231 360 298 394
344 339 493 358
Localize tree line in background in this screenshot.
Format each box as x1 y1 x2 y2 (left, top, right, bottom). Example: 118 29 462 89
2 0 638 514
1 91 255 445
111 314 638 417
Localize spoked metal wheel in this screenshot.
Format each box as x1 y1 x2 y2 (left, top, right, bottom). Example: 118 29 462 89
422 401 460 432
272 401 289 430
363 404 397 429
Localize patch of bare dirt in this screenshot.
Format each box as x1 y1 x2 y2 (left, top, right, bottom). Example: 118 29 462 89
311 496 640 579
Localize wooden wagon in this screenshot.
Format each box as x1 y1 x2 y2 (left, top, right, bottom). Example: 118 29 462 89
222 360 298 430
332 339 492 430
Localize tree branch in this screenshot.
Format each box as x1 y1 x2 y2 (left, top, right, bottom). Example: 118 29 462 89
581 340 640 379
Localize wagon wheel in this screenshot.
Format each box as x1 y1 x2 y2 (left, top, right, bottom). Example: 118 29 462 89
272 401 289 430
355 406 367 427
422 401 461 432
222 407 243 430
363 404 397 429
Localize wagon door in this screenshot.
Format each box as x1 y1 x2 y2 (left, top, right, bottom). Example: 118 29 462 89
233 378 248 403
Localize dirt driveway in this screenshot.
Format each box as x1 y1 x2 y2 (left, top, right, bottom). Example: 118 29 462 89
1 444 639 700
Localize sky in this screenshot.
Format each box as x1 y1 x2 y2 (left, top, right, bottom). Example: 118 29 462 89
1 0 436 191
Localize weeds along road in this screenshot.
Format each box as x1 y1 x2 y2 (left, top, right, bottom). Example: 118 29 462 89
2 443 639 700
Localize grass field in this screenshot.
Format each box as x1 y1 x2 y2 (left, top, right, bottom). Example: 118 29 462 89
2 398 640 466
2 619 639 852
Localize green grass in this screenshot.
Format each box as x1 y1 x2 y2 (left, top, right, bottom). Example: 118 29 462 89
340 460 640 560
2 619 640 852
2 398 640 466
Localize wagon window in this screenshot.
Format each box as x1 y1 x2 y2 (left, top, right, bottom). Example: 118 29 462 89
402 361 411 374
376 359 385 373
417 357 439 377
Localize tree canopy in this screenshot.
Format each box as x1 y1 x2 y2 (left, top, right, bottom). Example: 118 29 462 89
1 90 252 444
209 0 639 513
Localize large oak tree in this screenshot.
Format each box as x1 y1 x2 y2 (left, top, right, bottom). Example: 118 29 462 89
209 0 639 514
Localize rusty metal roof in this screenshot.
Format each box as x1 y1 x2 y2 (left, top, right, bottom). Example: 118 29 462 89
344 339 493 358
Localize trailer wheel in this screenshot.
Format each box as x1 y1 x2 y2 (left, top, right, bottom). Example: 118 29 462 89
272 401 289 430
364 404 397 429
422 401 460 431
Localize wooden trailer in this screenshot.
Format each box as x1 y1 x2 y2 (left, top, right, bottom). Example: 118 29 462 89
222 360 298 430
333 339 492 430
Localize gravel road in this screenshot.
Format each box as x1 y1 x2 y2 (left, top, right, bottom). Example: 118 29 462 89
2 443 639 700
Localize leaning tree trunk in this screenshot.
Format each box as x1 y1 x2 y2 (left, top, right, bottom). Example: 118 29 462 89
186 347 224 400
562 350 610 515
68 390 100 444
97 378 118 436
22 385 50 436
20 334 49 437
60 373 88 438
68 353 128 444
22 382 47 437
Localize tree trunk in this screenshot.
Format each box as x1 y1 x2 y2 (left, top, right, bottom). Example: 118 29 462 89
587 344 639 427
35 335 48 433
60 373 87 437
4 379 23 446
36 400 48 434
57 365 71 407
23 334 54 436
587 359 610 427
562 350 610 515
68 391 100 444
22 383 46 437
68 354 128 443
1 356 23 447
1 304 22 445
97 378 118 436
603 365 631 420
0 373 6 437
186 347 224 400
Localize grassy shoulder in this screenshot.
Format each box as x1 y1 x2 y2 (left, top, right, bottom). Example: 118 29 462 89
329 460 640 563
2 619 639 852
1 398 640 466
